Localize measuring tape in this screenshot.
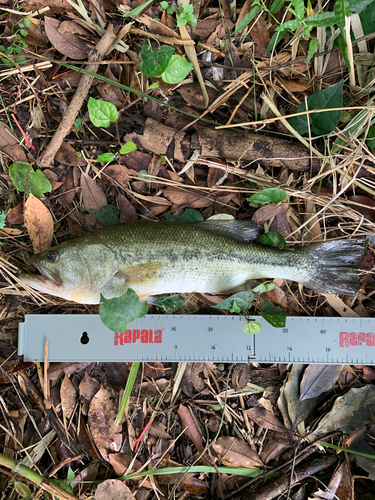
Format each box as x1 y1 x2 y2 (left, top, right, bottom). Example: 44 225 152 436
18 314 375 365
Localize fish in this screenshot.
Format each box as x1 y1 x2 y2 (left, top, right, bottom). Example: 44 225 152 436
18 220 365 304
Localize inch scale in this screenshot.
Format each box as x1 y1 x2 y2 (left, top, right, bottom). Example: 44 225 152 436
18 314 375 365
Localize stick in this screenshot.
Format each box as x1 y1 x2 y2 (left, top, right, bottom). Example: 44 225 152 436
39 24 117 168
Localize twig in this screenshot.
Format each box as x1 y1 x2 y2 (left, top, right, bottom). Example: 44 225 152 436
39 24 117 168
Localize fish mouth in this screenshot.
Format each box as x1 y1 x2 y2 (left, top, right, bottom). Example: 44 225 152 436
19 262 62 290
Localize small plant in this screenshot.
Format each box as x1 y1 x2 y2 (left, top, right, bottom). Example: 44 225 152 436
9 161 52 198
160 2 197 26
139 41 193 84
0 17 31 68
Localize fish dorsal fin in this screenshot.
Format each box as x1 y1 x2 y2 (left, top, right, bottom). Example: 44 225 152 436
203 220 263 242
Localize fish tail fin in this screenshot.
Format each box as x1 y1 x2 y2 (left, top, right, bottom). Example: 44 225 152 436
301 239 365 295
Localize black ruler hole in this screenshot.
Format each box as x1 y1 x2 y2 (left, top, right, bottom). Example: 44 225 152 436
80 332 89 345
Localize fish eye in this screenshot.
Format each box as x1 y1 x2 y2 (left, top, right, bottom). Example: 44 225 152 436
47 252 57 263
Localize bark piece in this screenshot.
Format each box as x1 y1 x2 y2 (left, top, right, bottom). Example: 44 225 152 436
126 118 320 172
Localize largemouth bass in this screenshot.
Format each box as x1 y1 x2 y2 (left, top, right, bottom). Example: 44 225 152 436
19 220 364 304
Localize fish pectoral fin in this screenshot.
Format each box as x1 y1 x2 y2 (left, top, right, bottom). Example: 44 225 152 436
120 262 162 287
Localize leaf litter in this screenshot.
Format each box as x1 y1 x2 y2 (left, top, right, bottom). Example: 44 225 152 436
1 0 375 498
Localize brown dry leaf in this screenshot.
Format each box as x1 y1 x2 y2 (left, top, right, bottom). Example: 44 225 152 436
79 372 101 415
6 204 24 225
213 436 263 468
148 420 171 439
122 151 152 172
24 194 54 254
81 172 107 212
0 121 27 162
118 194 138 223
207 18 234 45
268 208 291 237
244 407 287 433
143 362 165 378
97 67 126 109
180 362 193 397
102 165 133 186
22 0 76 14
95 479 135 500
88 385 122 461
249 13 270 55
260 433 292 464
252 203 283 224
139 378 169 398
178 82 220 110
191 362 210 393
193 16 221 39
277 78 310 92
108 453 143 476
266 285 287 308
178 404 204 454
163 187 214 209
44 17 90 60
55 141 87 166
61 374 77 420
71 461 99 495
347 195 375 221
232 364 250 391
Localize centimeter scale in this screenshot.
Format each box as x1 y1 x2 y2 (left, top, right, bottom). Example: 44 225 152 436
18 314 375 365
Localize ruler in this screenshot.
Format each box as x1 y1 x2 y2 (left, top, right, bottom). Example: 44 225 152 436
18 314 375 365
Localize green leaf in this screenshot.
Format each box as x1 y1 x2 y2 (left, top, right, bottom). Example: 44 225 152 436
337 33 351 70
120 141 138 155
149 82 160 89
252 282 275 293
229 301 241 313
250 187 287 205
270 0 286 14
261 302 286 328
122 0 154 17
99 289 148 333
89 205 119 226
77 151 82 157
366 125 375 150
348 0 373 13
358 0 375 35
20 29 28 36
116 361 139 424
88 97 118 128
232 6 261 35
243 321 262 334
164 208 203 223
167 6 174 14
9 161 52 198
276 18 302 31
139 44 175 77
139 170 150 180
50 478 74 494
97 152 115 162
66 467 75 486
340 110 351 124
265 30 287 53
160 1 168 8
304 11 336 27
291 0 305 19
0 211 6 229
23 18 32 26
288 80 343 135
212 292 255 311
14 482 31 498
258 231 287 248
74 117 83 132
153 294 186 312
334 0 351 39
307 37 318 62
161 55 193 84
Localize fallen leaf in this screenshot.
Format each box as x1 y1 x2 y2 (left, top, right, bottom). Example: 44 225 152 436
0 121 27 162
299 365 343 401
60 374 77 420
79 372 101 415
191 362 210 393
5 204 24 224
24 194 54 253
95 479 135 500
71 461 99 495
232 364 250 391
249 12 269 55
81 172 107 212
108 453 143 476
118 194 138 223
178 404 204 454
88 385 122 460
347 195 375 221
252 203 284 224
44 17 89 60
244 407 287 433
266 284 287 308
55 141 87 166
213 436 263 468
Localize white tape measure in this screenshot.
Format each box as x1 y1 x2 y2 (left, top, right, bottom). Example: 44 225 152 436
18 314 375 365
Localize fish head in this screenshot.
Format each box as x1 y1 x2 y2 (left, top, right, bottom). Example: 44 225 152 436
19 240 101 304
